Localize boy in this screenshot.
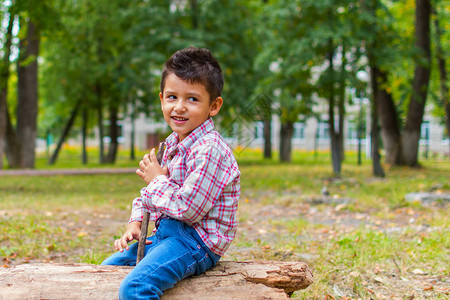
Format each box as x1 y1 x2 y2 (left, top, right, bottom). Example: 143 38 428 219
102 47 241 300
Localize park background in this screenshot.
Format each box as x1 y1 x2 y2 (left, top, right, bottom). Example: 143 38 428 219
0 0 449 299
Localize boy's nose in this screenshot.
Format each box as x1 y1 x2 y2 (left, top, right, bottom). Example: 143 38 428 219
174 100 187 112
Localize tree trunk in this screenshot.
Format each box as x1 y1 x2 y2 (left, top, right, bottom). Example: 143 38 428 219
107 104 119 164
96 87 105 164
330 130 342 176
369 65 385 177
338 43 347 162
402 0 431 166
82 108 88 165
5 108 22 167
0 261 313 300
0 9 14 169
327 39 341 176
263 118 272 159
375 68 403 166
16 19 40 168
432 6 449 148
49 102 80 165
130 101 136 160
279 121 293 162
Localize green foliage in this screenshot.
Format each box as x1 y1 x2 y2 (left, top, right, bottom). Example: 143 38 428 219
1 0 448 167
38 0 258 136
40 0 170 135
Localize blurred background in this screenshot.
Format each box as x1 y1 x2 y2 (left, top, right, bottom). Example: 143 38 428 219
0 0 448 175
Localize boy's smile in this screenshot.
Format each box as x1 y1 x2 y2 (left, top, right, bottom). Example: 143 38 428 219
160 73 222 141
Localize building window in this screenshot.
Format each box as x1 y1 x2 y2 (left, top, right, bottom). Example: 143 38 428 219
293 122 305 140
318 121 330 140
254 121 264 140
420 121 430 145
347 121 357 141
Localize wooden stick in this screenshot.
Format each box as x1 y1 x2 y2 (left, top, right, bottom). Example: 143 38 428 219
136 142 166 264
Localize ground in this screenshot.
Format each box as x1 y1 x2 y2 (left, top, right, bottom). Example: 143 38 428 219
1 164 449 299
226 189 449 299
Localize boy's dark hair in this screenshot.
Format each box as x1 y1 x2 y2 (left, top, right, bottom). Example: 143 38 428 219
160 47 224 102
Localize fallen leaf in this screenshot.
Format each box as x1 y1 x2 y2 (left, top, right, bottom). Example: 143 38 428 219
412 268 426 275
373 265 382 274
424 286 433 291
374 276 385 284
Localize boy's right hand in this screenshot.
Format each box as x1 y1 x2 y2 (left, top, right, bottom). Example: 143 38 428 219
114 221 152 252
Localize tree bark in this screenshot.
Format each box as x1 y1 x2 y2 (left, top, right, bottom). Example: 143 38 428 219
0 261 313 300
82 108 88 165
0 9 14 169
16 19 40 168
130 100 136 160
369 65 385 177
49 102 80 165
279 121 293 162
338 43 347 162
96 87 106 164
327 39 342 176
263 118 272 159
5 108 22 167
402 0 431 166
375 69 403 166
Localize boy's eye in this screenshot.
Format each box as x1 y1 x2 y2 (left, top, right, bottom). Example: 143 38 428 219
188 97 198 102
167 95 176 100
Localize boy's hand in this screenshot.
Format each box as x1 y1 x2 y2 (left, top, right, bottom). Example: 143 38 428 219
136 148 168 185
114 221 152 252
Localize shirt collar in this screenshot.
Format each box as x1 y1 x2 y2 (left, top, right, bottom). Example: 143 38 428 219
165 118 214 155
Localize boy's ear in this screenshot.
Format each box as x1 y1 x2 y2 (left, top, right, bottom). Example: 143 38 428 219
209 97 223 117
159 92 163 110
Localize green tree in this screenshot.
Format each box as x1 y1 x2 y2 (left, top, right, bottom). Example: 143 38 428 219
373 0 434 167
41 0 173 164
255 0 316 163
431 0 449 153
256 0 367 174
0 2 14 169
0 0 58 169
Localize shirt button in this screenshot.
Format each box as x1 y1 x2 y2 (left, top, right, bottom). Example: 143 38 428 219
197 245 201 249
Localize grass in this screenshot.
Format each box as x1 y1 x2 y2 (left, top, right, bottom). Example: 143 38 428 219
1 146 449 298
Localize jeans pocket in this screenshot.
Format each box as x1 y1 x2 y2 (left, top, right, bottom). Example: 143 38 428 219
193 249 215 275
183 261 197 279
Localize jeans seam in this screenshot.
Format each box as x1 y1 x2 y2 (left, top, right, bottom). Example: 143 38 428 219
139 250 193 285
178 222 200 254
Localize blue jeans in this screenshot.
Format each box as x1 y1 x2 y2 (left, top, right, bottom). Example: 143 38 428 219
101 218 220 300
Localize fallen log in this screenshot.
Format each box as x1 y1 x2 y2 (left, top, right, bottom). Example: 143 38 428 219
0 261 313 299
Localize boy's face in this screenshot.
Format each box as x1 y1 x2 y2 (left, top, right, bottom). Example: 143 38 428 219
160 73 223 142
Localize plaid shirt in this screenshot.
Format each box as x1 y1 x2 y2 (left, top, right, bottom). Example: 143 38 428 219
130 118 241 256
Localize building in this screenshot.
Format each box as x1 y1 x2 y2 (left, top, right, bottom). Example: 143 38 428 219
116 100 448 158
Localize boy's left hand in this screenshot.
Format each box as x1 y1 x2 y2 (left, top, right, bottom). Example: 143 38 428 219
136 148 168 184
